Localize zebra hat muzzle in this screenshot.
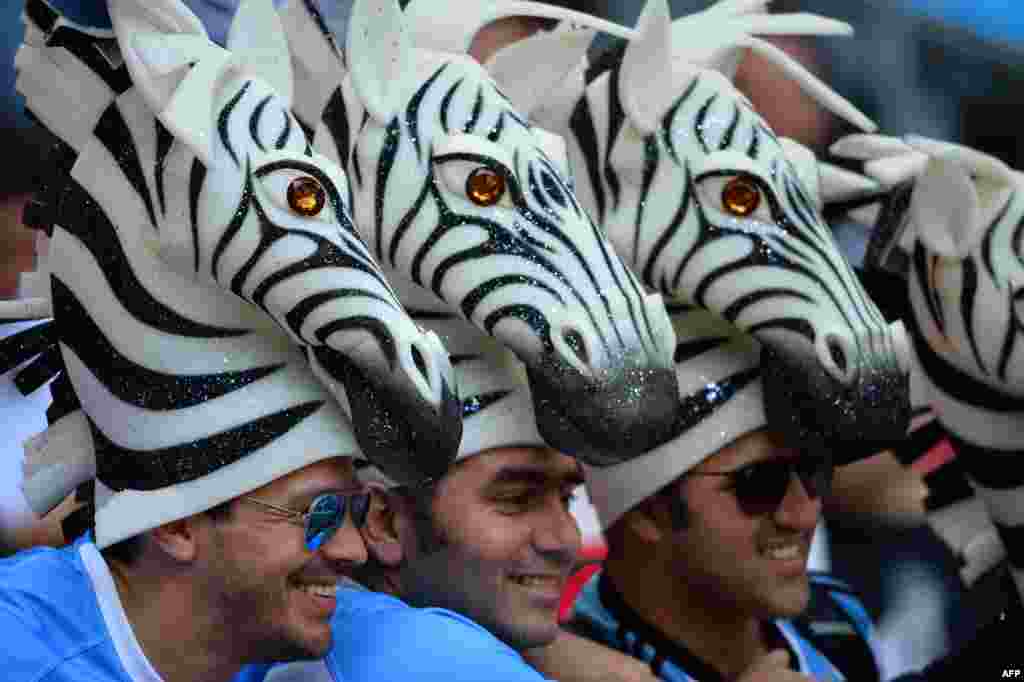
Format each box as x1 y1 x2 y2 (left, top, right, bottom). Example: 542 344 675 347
522 291 681 465
759 322 912 466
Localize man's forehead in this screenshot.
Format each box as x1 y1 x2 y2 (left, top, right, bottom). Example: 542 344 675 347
473 447 583 483
699 429 795 470
272 457 359 499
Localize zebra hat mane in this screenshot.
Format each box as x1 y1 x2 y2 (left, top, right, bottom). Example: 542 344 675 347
478 0 875 136
584 305 765 529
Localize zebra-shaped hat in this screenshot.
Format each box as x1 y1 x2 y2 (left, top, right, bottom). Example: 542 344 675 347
584 306 766 528
2 0 463 548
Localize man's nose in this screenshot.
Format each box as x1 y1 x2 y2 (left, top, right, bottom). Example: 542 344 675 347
532 498 582 563
319 518 369 567
773 475 821 531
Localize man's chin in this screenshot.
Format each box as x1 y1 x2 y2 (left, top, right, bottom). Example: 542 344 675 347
769 583 811 619
268 622 333 663
500 616 561 651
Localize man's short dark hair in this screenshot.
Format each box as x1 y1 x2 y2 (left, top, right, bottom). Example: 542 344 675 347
604 476 691 557
391 482 450 556
657 477 691 531
99 499 234 566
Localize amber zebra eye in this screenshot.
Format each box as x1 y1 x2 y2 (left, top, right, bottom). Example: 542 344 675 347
287 176 327 217
721 176 761 217
466 167 506 207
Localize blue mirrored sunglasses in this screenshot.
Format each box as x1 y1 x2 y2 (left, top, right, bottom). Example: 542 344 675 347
241 491 371 552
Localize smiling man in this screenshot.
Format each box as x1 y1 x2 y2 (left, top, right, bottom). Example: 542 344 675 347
0 456 372 682
380 445 585 652
319 319 590 681
0 0 383 679
530 307 884 682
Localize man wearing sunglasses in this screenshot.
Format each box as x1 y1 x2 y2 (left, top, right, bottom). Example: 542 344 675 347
0 0 387 679
522 308 883 682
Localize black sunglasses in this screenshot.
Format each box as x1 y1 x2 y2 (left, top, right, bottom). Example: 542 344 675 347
688 456 833 517
241 491 372 552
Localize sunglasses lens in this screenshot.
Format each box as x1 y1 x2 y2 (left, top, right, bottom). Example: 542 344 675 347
305 494 345 552
349 493 371 529
797 458 833 499
733 460 795 516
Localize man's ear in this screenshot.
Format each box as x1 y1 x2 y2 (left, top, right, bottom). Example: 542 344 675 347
362 488 404 567
622 495 673 545
149 517 200 563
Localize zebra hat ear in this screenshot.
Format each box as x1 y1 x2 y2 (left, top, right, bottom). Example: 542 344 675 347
911 156 984 260
906 135 1016 260
778 138 821 208
278 0 344 126
619 0 680 136
402 0 502 54
108 0 229 164
484 23 594 119
402 0 632 56
226 0 294 106
347 0 417 124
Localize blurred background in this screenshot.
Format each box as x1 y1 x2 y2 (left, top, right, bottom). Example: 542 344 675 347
1 0 1021 676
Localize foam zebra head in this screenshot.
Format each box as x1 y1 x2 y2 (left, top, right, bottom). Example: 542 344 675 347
483 0 913 461
836 134 1024 437
837 133 1024 598
283 0 681 466
117 0 466 486
4 0 462 542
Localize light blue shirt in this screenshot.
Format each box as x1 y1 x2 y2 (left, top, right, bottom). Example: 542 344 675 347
0 534 145 681
244 587 552 681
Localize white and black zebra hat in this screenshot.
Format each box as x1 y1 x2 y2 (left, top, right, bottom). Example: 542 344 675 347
584 306 766 528
3 0 392 549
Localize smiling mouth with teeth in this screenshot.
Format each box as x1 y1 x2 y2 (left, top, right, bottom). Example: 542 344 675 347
509 575 562 588
762 544 804 560
294 582 339 598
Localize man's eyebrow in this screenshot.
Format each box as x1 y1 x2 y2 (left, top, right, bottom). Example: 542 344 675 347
283 483 362 507
488 465 586 488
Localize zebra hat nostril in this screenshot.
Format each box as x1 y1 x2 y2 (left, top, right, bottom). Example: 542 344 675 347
552 322 599 379
816 330 858 384
889 320 913 374
828 337 847 375
562 328 589 367
411 343 430 383
402 332 455 406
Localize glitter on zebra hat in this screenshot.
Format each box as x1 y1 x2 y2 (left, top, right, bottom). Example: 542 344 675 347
583 306 767 529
